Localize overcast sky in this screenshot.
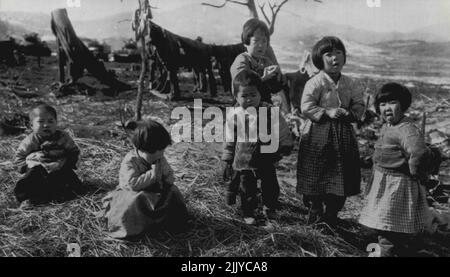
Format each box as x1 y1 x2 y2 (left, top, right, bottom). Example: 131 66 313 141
1 0 449 32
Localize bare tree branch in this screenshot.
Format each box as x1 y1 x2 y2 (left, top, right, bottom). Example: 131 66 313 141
201 1 227 8
270 0 288 34
201 0 249 8
202 0 322 35
202 0 259 18
258 0 288 35
258 3 271 26
118 19 132 24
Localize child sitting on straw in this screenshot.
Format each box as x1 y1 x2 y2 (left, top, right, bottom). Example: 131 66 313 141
14 103 82 207
102 119 188 238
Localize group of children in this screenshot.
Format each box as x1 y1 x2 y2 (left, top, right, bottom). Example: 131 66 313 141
11 18 442 256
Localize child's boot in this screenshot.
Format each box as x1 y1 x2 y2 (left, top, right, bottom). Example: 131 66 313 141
323 195 345 228
307 208 323 225
307 198 323 225
226 191 237 205
323 210 339 228
19 199 33 210
243 210 257 226
263 205 278 220
377 235 395 257
226 174 239 205
243 217 257 225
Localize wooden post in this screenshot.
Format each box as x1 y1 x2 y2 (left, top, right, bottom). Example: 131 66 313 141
422 112 427 139
133 0 152 121
56 37 65 82
136 35 146 121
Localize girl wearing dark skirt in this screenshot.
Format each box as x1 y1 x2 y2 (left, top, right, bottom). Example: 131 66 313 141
297 36 365 227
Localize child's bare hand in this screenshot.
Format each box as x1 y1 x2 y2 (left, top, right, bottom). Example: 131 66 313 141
338 108 350 117
152 160 164 183
326 108 348 119
26 152 47 168
26 152 45 161
262 65 279 81
325 108 341 119
26 160 42 169
412 174 427 186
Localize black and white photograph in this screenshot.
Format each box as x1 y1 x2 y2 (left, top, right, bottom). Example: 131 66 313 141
0 0 450 259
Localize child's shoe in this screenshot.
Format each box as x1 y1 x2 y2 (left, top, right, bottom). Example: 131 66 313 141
242 210 257 225
225 191 236 205
262 206 278 220
243 217 257 225
323 208 340 228
323 215 339 228
367 243 381 257
307 208 323 225
19 200 33 210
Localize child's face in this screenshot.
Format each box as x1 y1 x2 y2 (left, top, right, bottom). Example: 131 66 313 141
236 85 261 109
245 29 268 59
322 48 345 76
137 149 164 165
379 99 403 125
31 111 57 138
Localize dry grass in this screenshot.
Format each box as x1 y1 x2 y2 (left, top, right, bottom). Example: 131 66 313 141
1 59 449 257
0 133 370 257
0 91 371 257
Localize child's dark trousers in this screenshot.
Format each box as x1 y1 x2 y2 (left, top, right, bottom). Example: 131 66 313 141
14 165 82 204
226 164 280 216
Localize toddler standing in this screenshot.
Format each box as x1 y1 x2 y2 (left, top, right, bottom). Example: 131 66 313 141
359 83 435 256
222 70 293 225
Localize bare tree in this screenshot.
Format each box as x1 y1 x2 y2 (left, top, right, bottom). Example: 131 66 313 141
258 0 288 35
202 0 322 35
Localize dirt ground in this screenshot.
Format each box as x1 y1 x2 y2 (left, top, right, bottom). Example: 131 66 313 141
0 55 449 257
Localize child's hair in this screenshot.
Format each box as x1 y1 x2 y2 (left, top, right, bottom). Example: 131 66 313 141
311 36 347 70
241 18 270 46
232 69 262 97
127 119 172 153
374 82 412 114
30 103 57 121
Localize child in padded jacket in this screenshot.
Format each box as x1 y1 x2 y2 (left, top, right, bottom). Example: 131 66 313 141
14 103 82 207
222 70 293 225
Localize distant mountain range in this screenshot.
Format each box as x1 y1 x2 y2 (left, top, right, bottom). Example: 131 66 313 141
374 40 450 58
1 8 449 55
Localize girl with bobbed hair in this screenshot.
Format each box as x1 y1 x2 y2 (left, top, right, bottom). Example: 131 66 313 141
102 119 188 238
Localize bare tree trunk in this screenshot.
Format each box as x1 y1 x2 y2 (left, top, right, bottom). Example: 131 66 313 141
247 0 259 18
51 8 129 90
